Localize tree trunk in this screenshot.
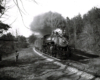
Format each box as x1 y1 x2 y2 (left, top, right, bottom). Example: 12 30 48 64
74 22 76 48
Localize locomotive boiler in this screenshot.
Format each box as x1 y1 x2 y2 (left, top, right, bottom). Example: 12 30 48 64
41 28 72 60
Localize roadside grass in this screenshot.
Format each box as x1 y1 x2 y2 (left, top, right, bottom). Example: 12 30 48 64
0 47 60 80
86 58 100 74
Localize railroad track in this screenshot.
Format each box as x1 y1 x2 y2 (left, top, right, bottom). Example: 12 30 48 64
34 47 100 80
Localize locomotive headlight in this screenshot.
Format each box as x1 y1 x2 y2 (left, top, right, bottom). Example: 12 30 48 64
62 40 66 44
62 40 65 42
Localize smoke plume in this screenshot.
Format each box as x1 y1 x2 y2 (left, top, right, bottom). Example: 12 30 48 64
30 11 66 36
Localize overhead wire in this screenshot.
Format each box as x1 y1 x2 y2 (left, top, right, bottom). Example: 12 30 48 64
9 17 18 26
12 0 39 30
33 0 38 5
13 0 26 15
19 0 28 15
13 0 30 29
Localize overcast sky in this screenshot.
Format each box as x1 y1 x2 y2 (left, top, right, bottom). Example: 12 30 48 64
2 0 100 37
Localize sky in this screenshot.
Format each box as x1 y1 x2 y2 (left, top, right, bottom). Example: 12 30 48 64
1 0 100 37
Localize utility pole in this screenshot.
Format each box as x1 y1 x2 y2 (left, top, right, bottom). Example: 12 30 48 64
15 29 18 50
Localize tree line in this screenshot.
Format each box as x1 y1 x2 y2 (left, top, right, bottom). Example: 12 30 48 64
29 7 100 55
0 1 29 56
0 33 29 56
66 7 100 54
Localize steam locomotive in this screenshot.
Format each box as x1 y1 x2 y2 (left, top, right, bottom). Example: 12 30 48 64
41 28 73 60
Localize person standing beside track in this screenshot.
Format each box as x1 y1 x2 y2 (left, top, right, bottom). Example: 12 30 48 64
15 50 19 62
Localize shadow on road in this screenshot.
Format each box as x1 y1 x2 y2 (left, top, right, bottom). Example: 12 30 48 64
0 76 19 80
67 49 100 63
74 49 99 58
0 57 45 68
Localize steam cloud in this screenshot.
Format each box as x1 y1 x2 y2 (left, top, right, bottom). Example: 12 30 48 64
30 11 66 37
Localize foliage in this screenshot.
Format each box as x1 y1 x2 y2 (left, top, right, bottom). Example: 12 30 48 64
0 22 10 30
0 0 11 56
0 0 5 15
0 33 29 56
66 7 100 54
0 33 15 40
66 14 84 47
77 24 95 50
0 1 31 56
0 33 15 56
81 7 100 53
28 34 37 44
17 35 29 48
0 4 5 13
0 0 10 31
